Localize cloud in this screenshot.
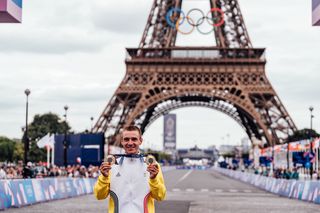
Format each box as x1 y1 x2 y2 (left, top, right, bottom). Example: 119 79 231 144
1 0 320 146
0 27 109 54
90 0 152 34
0 0 114 54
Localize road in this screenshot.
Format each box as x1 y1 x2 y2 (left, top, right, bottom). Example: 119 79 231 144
5 168 320 213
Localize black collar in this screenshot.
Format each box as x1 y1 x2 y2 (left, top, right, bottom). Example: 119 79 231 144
113 154 145 158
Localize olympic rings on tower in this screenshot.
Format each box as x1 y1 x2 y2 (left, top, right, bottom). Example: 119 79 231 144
165 7 225 35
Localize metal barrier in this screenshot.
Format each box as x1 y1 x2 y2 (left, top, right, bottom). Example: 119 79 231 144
0 178 96 210
0 166 174 210
214 167 320 205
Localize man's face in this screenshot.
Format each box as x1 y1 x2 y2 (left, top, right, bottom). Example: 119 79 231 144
121 130 142 154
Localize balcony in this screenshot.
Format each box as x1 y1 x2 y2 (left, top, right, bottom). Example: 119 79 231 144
125 47 266 64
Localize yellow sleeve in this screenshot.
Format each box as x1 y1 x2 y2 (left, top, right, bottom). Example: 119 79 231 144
94 174 111 200
148 164 166 201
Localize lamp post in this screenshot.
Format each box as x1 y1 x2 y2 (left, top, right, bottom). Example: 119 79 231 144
309 106 314 131
90 117 94 132
24 89 31 165
309 106 314 177
63 105 69 167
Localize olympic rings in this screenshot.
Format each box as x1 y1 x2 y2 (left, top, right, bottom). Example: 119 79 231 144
207 8 225 27
196 18 214 35
165 7 225 35
186 8 205 27
176 16 195 35
165 8 185 28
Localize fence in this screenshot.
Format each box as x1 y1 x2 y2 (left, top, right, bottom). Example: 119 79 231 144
215 167 320 204
0 166 174 210
0 178 96 210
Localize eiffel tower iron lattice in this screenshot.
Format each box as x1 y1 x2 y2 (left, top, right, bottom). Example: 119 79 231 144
93 0 297 146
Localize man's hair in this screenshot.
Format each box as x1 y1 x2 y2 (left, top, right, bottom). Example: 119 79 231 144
122 125 142 137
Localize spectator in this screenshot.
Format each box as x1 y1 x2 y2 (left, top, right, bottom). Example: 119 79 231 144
23 162 34 178
312 171 318 180
291 168 299 180
284 169 291 180
0 162 99 179
0 165 6 179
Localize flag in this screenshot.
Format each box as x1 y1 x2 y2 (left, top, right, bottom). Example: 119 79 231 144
37 133 55 148
0 0 22 23
303 151 316 163
313 0 320 26
312 138 320 149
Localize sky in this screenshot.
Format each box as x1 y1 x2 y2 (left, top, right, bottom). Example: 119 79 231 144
0 0 319 151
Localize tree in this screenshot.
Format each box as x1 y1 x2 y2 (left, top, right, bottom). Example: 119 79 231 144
286 128 320 142
142 148 172 163
22 112 72 162
13 142 24 162
0 137 15 162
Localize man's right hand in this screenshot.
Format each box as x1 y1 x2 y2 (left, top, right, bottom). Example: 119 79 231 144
100 162 112 177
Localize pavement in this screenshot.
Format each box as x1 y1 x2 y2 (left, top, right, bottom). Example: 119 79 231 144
4 168 320 213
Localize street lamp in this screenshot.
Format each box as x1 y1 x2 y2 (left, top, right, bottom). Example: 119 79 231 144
24 89 31 166
90 117 94 132
309 106 314 177
63 105 69 167
309 106 314 131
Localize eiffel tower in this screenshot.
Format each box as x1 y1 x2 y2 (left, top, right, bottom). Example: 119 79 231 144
93 0 297 146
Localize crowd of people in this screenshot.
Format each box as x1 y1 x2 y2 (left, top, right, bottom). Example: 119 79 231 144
220 161 309 180
253 167 300 180
0 161 100 179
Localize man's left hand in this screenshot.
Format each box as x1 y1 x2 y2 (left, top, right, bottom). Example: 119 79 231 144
147 164 159 179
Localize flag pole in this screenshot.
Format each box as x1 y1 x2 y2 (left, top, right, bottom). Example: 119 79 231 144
47 145 50 168
51 134 55 166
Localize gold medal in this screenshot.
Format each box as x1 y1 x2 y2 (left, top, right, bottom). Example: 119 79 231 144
105 155 116 165
145 155 156 165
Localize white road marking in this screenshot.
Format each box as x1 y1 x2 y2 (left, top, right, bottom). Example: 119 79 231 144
177 170 193 183
172 188 181 192
186 188 195 192
229 189 238 193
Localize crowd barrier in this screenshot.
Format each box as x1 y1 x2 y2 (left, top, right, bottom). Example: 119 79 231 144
0 166 174 210
214 167 320 205
161 166 176 173
0 178 96 210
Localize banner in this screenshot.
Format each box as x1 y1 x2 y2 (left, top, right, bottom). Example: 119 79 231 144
0 178 96 210
163 114 176 150
0 0 22 23
313 0 320 26
215 167 320 205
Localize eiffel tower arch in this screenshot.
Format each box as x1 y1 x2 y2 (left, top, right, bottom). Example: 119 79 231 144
93 0 297 146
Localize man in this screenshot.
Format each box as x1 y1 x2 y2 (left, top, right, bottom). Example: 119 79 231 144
22 162 34 178
94 125 166 213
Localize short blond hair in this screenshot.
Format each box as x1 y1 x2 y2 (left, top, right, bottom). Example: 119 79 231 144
122 125 142 137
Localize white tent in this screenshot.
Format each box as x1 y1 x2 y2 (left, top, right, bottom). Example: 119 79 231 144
37 133 54 148
37 133 55 167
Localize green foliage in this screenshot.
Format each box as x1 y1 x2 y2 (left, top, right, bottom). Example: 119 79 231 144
22 112 72 162
13 142 24 161
143 148 172 162
0 137 15 162
287 128 320 142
